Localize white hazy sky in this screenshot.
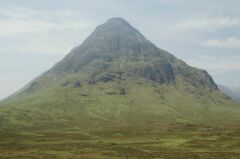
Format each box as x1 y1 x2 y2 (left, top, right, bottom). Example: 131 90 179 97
0 0 240 100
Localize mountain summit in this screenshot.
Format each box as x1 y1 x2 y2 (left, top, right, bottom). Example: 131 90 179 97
49 17 159 73
83 17 149 46
0 18 239 130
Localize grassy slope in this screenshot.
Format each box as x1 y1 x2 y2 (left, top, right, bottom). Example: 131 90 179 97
0 74 239 130
1 75 240 158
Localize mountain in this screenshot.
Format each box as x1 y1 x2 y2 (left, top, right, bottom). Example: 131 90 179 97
0 17 239 130
218 84 240 102
18 18 218 92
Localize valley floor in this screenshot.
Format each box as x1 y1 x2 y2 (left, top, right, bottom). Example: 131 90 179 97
0 124 240 159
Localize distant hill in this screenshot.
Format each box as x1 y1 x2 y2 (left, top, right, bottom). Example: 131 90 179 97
0 18 239 131
218 85 240 102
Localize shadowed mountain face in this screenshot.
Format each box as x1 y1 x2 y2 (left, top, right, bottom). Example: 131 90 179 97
0 18 239 130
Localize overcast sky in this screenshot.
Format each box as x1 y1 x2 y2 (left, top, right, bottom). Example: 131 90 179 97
0 0 240 100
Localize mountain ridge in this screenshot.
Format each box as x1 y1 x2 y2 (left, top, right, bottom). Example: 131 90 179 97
218 84 240 102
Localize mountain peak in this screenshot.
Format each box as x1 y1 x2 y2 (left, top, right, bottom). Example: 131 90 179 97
105 17 130 25
100 17 134 29
82 17 148 46
102 17 135 30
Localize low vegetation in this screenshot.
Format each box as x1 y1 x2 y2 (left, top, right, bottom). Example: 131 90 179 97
0 124 240 159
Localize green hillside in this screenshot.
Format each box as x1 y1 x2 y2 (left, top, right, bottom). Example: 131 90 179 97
0 76 240 159
0 74 239 130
